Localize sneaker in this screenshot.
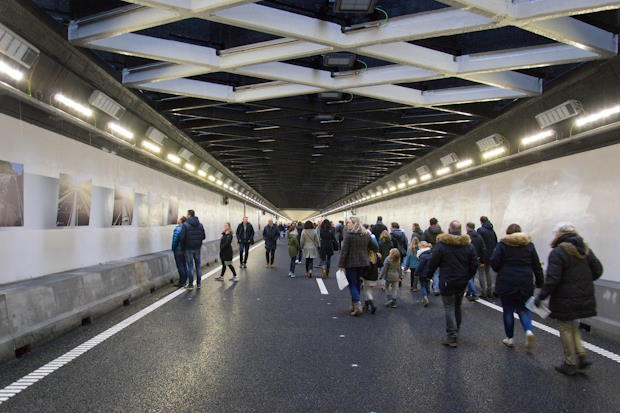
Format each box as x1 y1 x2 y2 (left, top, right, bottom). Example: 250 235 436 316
577 354 592 370
423 296 429 307
390 302 397 308
502 337 515 348
231 276 239 282
384 299 394 307
526 330 534 351
467 295 479 302
196 284 201 289
184 285 193 289
555 363 577 376
265 263 270 268
442 336 458 348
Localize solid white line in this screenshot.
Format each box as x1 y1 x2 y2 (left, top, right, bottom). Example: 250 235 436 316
476 298 620 364
0 242 265 406
316 278 329 295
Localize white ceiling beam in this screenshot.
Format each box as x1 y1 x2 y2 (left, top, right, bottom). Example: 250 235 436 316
331 66 440 90
421 85 528 106
234 62 334 89
345 84 425 107
514 0 620 20
120 0 192 11
137 78 234 101
219 40 332 70
234 83 323 103
123 63 210 86
462 71 541 95
523 17 618 57
456 43 600 73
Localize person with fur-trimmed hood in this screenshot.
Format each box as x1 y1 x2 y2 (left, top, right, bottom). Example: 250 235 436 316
535 223 603 376
426 220 479 347
490 224 543 351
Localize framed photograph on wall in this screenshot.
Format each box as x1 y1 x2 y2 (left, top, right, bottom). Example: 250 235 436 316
0 159 24 227
56 173 92 226
112 186 134 226
167 196 179 225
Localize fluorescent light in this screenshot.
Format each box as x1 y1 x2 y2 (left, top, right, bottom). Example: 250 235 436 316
107 122 134 140
0 60 23 81
388 186 396 192
315 134 334 138
312 153 323 157
198 169 207 177
521 130 555 146
397 182 406 189
253 125 280 131
420 174 432 181
575 105 620 127
141 140 161 154
382 189 388 194
320 118 344 124
314 144 330 149
223 184 229 189
456 159 473 169
407 178 418 186
216 179 223 186
54 93 93 117
208 175 216 182
185 162 196 172
245 107 281 114
262 149 274 152
258 139 276 143
436 167 451 176
167 153 181 164
482 146 507 160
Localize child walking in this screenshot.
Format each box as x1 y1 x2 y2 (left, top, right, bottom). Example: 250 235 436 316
362 248 380 314
287 225 300 278
404 237 421 291
414 241 433 307
380 248 403 308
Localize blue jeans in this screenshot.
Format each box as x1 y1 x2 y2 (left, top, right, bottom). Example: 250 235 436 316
501 296 532 338
322 255 332 272
467 277 478 296
432 269 440 293
289 256 296 274
185 249 202 286
420 278 430 298
345 267 365 303
174 250 188 285
239 242 250 264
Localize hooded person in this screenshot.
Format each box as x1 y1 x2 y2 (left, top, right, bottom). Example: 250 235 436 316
478 216 499 298
535 223 603 376
390 222 409 261
180 210 206 289
414 241 433 307
423 217 443 246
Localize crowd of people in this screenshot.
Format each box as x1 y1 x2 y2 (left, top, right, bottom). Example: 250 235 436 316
171 211 604 377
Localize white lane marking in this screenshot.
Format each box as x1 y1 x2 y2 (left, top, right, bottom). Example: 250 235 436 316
476 298 620 364
316 279 329 295
0 242 265 406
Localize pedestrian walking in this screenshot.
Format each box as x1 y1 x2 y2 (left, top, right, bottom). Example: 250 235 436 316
215 223 238 282
263 218 280 268
319 219 336 278
478 216 498 298
300 220 320 278
287 226 301 278
235 216 255 269
380 248 403 308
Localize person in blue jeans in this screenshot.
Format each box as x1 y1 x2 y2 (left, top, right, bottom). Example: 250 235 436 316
414 241 433 307
179 209 206 289
287 225 300 278
490 223 543 350
171 216 188 287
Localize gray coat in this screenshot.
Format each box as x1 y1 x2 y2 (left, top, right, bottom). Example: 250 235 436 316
338 231 377 268
380 257 403 282
300 229 320 259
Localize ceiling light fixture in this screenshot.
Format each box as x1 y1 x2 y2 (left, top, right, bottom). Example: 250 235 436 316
575 105 620 127
535 100 582 128
245 107 281 114
420 174 432 182
320 117 344 124
397 182 406 189
482 146 507 160
253 125 280 131
456 159 473 169
184 162 195 172
521 130 556 146
89 90 126 119
208 175 216 182
54 93 93 117
258 139 276 143
107 122 134 140
216 179 223 186
0 60 23 81
198 169 207 178
407 178 418 186
436 167 451 176
167 153 181 164
217 38 297 56
141 140 161 154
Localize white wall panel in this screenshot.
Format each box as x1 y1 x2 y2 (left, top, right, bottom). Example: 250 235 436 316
326 143 620 283
0 114 254 284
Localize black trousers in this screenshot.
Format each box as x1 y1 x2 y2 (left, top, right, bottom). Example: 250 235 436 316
221 259 237 277
266 249 275 265
239 242 250 264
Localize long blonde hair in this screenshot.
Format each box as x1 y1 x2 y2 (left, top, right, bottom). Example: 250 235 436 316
379 230 391 242
348 216 363 234
388 248 401 265
409 237 420 254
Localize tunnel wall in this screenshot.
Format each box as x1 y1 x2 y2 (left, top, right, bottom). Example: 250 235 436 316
0 113 268 285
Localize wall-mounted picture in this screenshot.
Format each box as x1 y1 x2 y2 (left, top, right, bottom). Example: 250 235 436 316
148 192 163 226
0 159 24 227
56 173 92 226
167 196 179 225
112 186 134 226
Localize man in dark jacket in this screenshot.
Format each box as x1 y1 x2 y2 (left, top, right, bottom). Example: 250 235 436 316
335 221 344 250
263 218 280 268
423 218 443 294
426 220 479 347
371 216 388 241
171 216 188 288
535 223 603 376
465 222 487 300
390 222 409 260
236 216 255 269
180 209 206 289
296 221 304 263
477 216 498 298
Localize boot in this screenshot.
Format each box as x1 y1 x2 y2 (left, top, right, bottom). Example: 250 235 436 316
322 268 327 278
307 270 313 278
368 300 377 314
390 299 397 308
555 362 577 376
423 296 429 307
349 302 354 313
442 336 458 348
352 301 363 316
577 354 592 370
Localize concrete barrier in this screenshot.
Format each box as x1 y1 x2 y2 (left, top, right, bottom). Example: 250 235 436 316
0 237 252 363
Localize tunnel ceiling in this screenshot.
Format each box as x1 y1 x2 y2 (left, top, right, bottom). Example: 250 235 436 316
29 0 620 209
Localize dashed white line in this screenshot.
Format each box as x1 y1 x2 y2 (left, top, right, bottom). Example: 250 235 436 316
476 298 620 364
316 278 329 295
0 242 265 406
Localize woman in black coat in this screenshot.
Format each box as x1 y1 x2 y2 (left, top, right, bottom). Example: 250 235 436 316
535 224 603 375
319 219 336 278
216 222 238 282
490 224 543 350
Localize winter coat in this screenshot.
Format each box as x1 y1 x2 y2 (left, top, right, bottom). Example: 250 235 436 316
467 230 487 264
335 223 344 241
378 239 392 268
172 224 183 252
423 225 443 246
263 224 280 250
403 247 420 270
539 233 603 321
287 230 300 258
411 230 423 242
371 221 388 241
300 229 320 259
364 262 379 281
338 230 377 269
219 231 233 262
414 248 432 281
390 228 409 258
477 221 498 260
180 216 206 250
380 257 403 283
236 222 255 244
427 233 479 295
320 227 336 258
490 233 543 300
